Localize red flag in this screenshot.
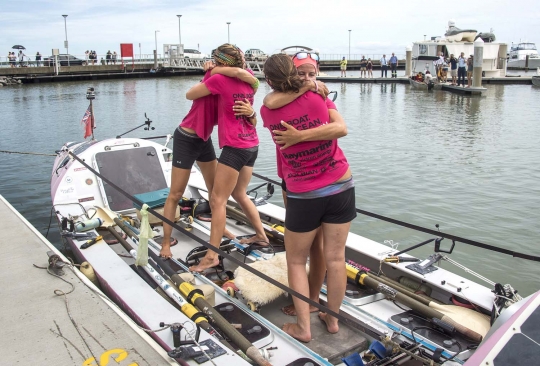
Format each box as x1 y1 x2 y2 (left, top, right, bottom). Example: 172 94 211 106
81 104 92 139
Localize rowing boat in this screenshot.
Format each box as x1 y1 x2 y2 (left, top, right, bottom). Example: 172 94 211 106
50 101 538 365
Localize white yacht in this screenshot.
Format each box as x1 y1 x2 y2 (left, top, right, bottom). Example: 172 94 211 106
507 42 540 70
411 21 507 78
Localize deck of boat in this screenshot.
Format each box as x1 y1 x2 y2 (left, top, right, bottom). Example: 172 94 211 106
161 216 369 364
0 195 175 365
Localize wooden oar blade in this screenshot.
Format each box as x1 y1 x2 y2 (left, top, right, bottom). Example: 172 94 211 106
430 302 491 337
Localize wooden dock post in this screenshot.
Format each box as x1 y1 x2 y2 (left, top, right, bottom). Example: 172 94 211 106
473 38 484 88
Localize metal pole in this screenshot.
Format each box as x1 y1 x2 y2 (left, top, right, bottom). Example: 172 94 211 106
472 38 484 88
177 15 182 47
405 46 412 77
348 29 351 60
62 15 69 66
227 22 231 43
154 30 159 68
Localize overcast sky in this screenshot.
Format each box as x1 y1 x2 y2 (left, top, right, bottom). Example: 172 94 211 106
2 0 539 59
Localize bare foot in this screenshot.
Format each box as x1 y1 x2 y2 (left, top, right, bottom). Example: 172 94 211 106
160 245 172 259
281 304 319 316
238 234 269 245
282 323 311 343
223 228 236 240
189 256 219 272
318 312 339 334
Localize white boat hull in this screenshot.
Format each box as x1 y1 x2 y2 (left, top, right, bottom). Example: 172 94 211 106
50 135 535 365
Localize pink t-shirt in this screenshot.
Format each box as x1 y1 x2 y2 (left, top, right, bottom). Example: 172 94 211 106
275 96 338 179
204 72 259 149
261 92 349 193
179 71 216 141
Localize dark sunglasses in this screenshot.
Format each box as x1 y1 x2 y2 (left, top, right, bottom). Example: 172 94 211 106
292 52 320 62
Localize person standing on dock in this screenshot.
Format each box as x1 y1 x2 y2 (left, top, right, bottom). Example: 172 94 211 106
85 50 89 65
457 52 467 87
467 55 473 88
112 51 117 64
380 54 388 77
35 52 41 67
449 54 458 85
340 57 347 77
367 58 373 78
359 56 367 78
106 51 111 65
389 53 398 78
18 50 26 67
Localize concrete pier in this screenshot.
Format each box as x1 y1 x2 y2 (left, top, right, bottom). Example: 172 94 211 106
0 195 175 365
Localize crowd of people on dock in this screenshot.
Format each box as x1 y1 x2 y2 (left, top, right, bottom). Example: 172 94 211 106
6 50 41 67
339 53 399 78
160 44 354 343
433 51 474 87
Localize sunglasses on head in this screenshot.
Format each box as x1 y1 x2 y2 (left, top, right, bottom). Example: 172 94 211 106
293 52 320 62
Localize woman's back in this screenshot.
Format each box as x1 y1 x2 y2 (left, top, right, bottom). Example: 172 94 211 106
205 73 258 149
261 92 349 193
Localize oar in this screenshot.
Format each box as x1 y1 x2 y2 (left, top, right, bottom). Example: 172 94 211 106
112 219 272 366
346 264 489 343
107 227 234 349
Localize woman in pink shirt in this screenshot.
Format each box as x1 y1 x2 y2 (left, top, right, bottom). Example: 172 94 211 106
186 44 268 272
160 53 259 259
263 53 347 318
261 54 356 343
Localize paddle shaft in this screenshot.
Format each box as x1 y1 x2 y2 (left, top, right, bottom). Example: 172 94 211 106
107 227 230 344
111 222 272 366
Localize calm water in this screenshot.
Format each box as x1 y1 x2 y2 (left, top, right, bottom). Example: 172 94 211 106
1 77 539 296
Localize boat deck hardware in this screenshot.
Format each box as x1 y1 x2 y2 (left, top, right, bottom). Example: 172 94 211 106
406 253 444 275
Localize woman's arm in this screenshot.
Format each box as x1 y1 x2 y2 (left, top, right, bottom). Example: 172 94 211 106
186 82 211 100
210 66 258 91
273 108 347 149
263 80 329 109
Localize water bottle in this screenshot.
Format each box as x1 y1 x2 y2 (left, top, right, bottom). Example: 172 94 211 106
75 218 103 232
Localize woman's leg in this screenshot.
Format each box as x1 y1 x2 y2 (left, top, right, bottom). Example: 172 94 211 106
231 166 269 244
197 160 235 240
318 221 350 334
282 228 319 343
160 166 191 258
282 228 326 316
189 163 239 272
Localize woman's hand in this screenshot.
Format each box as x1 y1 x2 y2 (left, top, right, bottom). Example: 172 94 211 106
203 60 215 72
310 80 329 99
273 121 303 149
232 99 254 116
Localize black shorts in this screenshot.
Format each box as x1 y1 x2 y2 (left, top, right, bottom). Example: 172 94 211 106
285 187 357 232
172 127 216 169
218 146 258 172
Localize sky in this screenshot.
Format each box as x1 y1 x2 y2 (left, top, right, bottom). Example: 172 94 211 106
1 0 539 59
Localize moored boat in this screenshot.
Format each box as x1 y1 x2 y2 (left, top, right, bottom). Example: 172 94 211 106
50 91 539 365
445 21 477 42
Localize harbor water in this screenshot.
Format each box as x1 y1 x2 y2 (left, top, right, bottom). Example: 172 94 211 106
1 77 539 296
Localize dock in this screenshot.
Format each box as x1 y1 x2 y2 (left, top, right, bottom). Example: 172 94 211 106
0 63 533 85
0 195 175 365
